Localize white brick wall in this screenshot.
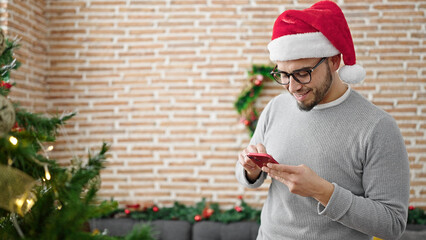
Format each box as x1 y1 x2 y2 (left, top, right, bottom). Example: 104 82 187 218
3 0 426 209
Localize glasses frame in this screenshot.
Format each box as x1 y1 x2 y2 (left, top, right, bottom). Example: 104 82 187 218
270 57 327 85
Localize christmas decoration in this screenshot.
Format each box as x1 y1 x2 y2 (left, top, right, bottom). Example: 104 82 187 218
0 81 12 90
202 206 214 219
0 95 15 135
11 122 23 132
267 1 365 84
0 165 36 216
105 197 261 224
194 215 202 222
408 206 426 225
234 65 274 136
0 32 20 90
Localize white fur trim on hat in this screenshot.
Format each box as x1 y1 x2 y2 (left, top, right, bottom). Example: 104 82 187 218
268 32 340 62
338 64 366 84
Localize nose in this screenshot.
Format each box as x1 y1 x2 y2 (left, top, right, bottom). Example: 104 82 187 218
287 76 303 93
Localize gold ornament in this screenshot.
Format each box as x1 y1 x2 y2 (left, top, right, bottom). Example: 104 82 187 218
0 165 37 216
0 95 15 135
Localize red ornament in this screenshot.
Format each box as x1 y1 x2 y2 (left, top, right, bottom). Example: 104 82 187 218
202 207 214 219
254 75 263 86
11 122 23 132
234 206 242 212
409 206 415 210
0 81 12 89
243 120 250 126
152 206 159 212
124 209 131 215
194 215 202 222
238 195 243 200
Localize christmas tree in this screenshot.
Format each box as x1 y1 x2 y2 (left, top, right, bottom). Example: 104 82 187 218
0 30 154 240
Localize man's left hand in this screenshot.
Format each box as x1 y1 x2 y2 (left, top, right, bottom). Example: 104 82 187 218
262 163 335 206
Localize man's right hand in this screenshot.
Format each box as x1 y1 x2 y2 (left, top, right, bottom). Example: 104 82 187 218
238 143 266 182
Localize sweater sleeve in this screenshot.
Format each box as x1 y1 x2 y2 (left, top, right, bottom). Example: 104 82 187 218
318 115 410 240
235 97 275 188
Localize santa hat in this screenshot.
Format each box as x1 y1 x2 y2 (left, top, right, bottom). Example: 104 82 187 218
267 1 365 84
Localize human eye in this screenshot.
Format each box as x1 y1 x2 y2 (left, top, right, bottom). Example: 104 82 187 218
271 71 290 84
294 70 310 78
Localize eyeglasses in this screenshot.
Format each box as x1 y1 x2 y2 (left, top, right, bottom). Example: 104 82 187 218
270 57 327 85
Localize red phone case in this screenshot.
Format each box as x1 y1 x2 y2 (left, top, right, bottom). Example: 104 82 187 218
247 153 278 168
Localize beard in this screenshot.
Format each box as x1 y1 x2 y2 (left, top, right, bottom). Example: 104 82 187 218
296 65 333 111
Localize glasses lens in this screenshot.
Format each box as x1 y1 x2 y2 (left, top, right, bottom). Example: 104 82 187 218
293 70 311 84
272 72 289 85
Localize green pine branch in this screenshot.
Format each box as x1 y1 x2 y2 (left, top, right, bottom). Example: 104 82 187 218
0 110 76 180
15 108 76 144
0 38 20 66
0 38 21 84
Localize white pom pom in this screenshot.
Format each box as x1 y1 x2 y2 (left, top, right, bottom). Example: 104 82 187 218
338 64 366 84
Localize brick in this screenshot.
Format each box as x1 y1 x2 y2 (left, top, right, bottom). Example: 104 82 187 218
171 177 209 183
373 4 416 10
133 192 171 197
200 186 239 191
157 169 194 175
159 184 197 191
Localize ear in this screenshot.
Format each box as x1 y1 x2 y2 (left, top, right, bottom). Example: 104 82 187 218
329 54 341 72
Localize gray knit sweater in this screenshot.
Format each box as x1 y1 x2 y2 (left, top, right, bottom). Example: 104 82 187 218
235 88 409 240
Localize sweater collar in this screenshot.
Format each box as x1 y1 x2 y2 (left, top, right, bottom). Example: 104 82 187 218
312 85 351 110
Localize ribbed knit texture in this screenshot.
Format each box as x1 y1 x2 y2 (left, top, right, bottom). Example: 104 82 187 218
236 88 410 240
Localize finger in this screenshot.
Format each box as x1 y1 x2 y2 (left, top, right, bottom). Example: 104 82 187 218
256 143 267 153
266 163 299 174
246 145 258 153
239 151 258 170
242 146 259 167
238 151 250 166
265 168 290 185
262 166 285 179
241 149 256 166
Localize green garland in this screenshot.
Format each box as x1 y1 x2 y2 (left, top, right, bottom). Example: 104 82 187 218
101 201 426 226
408 206 426 225
234 65 274 136
104 197 261 224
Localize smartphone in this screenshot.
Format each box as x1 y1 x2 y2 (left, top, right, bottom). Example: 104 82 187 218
246 153 278 168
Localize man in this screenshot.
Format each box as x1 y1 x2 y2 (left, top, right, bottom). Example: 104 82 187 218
235 1 410 240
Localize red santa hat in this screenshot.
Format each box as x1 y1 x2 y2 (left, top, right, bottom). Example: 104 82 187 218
267 0 365 84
